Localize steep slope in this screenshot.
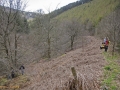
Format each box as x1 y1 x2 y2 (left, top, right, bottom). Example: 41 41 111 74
55 0 120 25
21 36 106 90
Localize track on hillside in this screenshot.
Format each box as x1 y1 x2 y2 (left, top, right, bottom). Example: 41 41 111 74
22 36 106 90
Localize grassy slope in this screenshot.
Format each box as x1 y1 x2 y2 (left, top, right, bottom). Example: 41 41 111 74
103 52 120 90
55 0 120 25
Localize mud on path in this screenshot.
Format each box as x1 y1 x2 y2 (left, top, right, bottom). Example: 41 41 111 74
23 36 106 90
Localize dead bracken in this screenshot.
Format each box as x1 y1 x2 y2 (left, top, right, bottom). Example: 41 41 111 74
22 36 106 90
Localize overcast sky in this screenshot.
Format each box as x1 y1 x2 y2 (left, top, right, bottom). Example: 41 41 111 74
25 0 78 13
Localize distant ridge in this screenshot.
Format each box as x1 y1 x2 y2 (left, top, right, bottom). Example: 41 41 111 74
50 0 92 18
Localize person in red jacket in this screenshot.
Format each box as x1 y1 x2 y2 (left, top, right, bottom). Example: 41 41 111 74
104 37 109 52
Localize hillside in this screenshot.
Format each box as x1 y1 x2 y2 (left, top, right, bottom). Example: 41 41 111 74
50 0 91 18
0 0 120 89
55 0 120 25
20 36 106 90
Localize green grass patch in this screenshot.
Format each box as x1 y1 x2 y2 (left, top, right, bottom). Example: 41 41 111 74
0 77 8 86
102 52 120 90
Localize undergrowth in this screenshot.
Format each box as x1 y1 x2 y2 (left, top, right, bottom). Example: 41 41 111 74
102 52 120 90
0 75 30 90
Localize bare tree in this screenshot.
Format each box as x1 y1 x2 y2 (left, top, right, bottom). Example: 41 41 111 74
32 9 58 59
105 9 120 55
64 19 81 50
0 0 27 74
95 8 120 55
110 9 120 55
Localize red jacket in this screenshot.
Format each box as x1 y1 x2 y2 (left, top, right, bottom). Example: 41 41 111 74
105 40 109 46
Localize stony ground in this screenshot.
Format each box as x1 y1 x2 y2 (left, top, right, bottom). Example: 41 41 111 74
22 36 106 90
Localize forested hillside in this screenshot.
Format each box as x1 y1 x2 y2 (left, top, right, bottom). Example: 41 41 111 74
50 0 92 18
55 0 120 25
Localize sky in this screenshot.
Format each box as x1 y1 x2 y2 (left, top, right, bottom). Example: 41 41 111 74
25 0 78 13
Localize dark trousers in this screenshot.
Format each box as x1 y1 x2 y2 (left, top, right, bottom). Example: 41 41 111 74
105 46 108 52
11 73 15 78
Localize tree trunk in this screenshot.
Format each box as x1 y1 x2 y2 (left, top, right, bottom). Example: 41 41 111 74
47 33 51 58
14 31 18 67
112 28 116 56
71 35 75 50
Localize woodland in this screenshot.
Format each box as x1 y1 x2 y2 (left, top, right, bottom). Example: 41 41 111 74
0 0 120 90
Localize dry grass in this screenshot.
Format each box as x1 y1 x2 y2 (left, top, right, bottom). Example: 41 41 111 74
55 67 100 90
20 36 105 90
0 75 30 90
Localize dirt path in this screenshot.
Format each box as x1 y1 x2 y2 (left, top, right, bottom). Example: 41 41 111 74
22 36 106 90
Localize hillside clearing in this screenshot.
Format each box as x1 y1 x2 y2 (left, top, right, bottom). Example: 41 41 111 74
21 36 106 90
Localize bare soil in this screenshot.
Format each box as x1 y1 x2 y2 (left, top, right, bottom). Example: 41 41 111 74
22 36 106 90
